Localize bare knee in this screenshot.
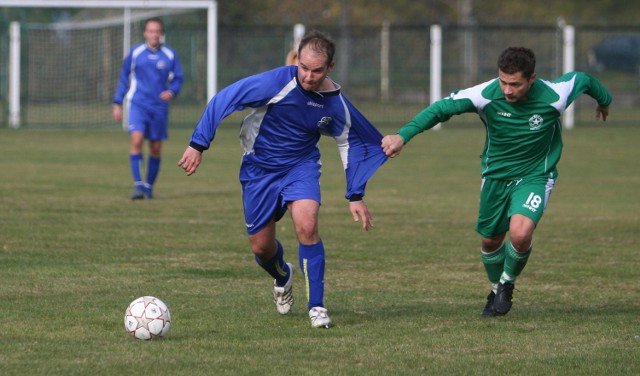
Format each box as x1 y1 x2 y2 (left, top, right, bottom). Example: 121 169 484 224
149 141 162 158
295 221 319 245
481 234 506 253
130 132 144 154
509 233 532 252
250 240 275 260
248 223 277 261
509 214 535 252
288 199 320 245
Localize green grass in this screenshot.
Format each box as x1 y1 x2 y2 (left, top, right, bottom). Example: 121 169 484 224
0 124 639 375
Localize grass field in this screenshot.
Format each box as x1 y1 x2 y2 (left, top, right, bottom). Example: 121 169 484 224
0 123 639 375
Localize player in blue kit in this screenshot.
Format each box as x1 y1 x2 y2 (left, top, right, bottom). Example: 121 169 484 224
113 17 183 200
178 31 387 328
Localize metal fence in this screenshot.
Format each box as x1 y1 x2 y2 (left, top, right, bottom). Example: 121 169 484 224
1 22 638 129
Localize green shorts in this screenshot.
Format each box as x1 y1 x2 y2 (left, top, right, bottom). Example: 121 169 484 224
475 176 555 238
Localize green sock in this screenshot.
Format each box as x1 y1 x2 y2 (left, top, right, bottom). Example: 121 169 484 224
501 242 532 284
481 242 506 285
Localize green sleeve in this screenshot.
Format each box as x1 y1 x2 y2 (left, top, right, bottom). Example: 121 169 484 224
560 72 613 108
397 96 477 143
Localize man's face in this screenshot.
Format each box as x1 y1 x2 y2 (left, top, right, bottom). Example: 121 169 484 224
143 21 163 49
498 70 535 103
297 46 334 92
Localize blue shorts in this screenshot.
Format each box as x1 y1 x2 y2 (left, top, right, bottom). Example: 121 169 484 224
239 158 322 235
127 103 168 141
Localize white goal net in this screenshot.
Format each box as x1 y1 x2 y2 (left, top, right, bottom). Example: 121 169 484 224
0 0 216 129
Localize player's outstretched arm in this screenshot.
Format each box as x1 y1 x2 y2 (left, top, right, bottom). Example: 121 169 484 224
178 147 202 176
381 134 406 158
349 200 373 231
595 105 609 122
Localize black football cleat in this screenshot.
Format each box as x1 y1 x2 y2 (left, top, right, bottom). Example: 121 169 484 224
493 282 515 316
482 291 497 317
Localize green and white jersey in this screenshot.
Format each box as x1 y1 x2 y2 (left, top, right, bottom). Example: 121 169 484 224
398 72 612 180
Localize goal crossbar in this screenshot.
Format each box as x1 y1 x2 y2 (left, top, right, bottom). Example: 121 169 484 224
0 1 214 9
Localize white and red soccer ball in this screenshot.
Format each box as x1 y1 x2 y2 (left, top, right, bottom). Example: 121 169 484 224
124 296 171 340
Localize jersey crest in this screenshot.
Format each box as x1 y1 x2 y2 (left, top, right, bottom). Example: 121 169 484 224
528 114 544 130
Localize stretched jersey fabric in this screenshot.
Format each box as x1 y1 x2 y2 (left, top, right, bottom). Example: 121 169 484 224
113 43 183 110
189 65 387 199
398 72 612 180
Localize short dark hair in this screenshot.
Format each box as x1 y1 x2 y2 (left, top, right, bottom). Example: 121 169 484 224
497 47 536 78
144 17 165 34
298 30 335 66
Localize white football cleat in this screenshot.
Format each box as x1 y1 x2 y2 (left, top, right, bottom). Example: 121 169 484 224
273 263 294 315
309 306 332 328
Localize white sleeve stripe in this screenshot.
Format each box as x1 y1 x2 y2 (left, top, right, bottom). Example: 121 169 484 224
450 79 494 110
335 95 351 170
268 77 297 105
543 76 576 112
160 46 175 60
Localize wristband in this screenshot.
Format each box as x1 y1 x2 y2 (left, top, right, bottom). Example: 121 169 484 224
348 194 363 202
189 142 207 153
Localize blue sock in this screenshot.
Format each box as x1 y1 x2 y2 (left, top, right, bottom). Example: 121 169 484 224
254 240 290 286
129 154 143 187
146 156 161 190
299 240 325 309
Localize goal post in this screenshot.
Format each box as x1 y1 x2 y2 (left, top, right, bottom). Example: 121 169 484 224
0 0 217 129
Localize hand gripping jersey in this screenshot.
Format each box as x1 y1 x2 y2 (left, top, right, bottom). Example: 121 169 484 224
398 72 612 180
189 65 387 199
113 43 184 110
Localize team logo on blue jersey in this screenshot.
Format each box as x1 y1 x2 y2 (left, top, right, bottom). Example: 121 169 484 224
529 114 543 130
317 117 332 128
156 60 167 69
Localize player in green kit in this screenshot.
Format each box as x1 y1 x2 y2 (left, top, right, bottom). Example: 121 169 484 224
381 46 612 317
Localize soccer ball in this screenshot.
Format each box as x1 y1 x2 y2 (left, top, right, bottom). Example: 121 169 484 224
124 296 171 340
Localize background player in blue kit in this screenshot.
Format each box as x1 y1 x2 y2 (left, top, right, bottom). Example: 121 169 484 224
113 17 183 200
178 31 387 328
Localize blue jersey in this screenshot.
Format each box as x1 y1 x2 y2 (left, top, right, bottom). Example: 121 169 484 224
189 65 387 199
113 43 183 110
